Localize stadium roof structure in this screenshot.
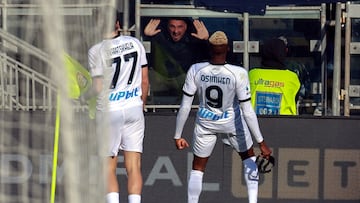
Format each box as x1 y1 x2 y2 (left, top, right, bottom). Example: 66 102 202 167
193 0 350 15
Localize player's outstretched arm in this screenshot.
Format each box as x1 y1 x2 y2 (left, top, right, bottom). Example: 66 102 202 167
240 100 264 143
191 20 209 40
241 100 273 159
175 138 189 150
144 19 162 36
174 94 193 135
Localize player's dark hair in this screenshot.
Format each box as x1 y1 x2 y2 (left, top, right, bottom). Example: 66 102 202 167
167 17 190 22
115 10 123 26
92 6 122 33
167 17 191 27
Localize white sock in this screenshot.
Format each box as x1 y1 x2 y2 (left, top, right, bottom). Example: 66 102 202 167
128 194 141 203
188 170 204 203
243 156 259 203
106 192 119 203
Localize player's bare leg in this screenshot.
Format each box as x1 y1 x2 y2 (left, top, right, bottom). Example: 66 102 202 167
124 151 143 203
188 155 209 203
106 156 120 203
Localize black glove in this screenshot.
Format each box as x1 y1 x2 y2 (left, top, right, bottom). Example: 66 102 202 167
255 155 275 173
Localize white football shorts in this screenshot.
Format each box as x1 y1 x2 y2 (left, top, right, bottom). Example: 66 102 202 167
192 123 253 158
96 105 145 156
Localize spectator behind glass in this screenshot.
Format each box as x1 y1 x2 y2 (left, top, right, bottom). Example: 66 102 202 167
144 18 210 104
249 37 301 115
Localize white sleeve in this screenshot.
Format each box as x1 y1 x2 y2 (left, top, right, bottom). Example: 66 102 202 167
88 42 103 77
240 100 264 143
174 94 194 139
135 38 148 66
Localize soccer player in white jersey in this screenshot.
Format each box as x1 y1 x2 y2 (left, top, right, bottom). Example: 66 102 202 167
174 31 272 203
88 11 149 203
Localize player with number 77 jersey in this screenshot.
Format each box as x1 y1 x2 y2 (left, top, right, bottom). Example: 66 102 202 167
87 16 149 203
88 35 149 112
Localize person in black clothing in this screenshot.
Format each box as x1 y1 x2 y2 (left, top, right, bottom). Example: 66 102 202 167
261 37 310 97
144 18 209 103
261 37 288 69
249 37 310 115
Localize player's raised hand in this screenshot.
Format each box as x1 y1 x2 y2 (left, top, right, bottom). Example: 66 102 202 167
175 138 189 150
191 19 209 40
144 19 161 36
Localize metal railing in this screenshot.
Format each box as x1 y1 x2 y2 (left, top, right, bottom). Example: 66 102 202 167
0 53 56 111
0 26 86 111
0 24 59 111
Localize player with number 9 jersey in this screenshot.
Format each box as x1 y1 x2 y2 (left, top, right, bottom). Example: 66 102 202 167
182 62 251 133
174 31 272 203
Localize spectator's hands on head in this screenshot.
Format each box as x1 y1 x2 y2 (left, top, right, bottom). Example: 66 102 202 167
144 19 161 36
191 19 209 40
145 18 208 41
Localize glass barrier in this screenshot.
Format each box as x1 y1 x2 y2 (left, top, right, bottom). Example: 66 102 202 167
142 15 325 115
350 18 360 110
248 18 322 115
142 17 243 106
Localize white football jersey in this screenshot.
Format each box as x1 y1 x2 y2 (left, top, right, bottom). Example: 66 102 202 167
183 62 251 132
89 35 148 111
